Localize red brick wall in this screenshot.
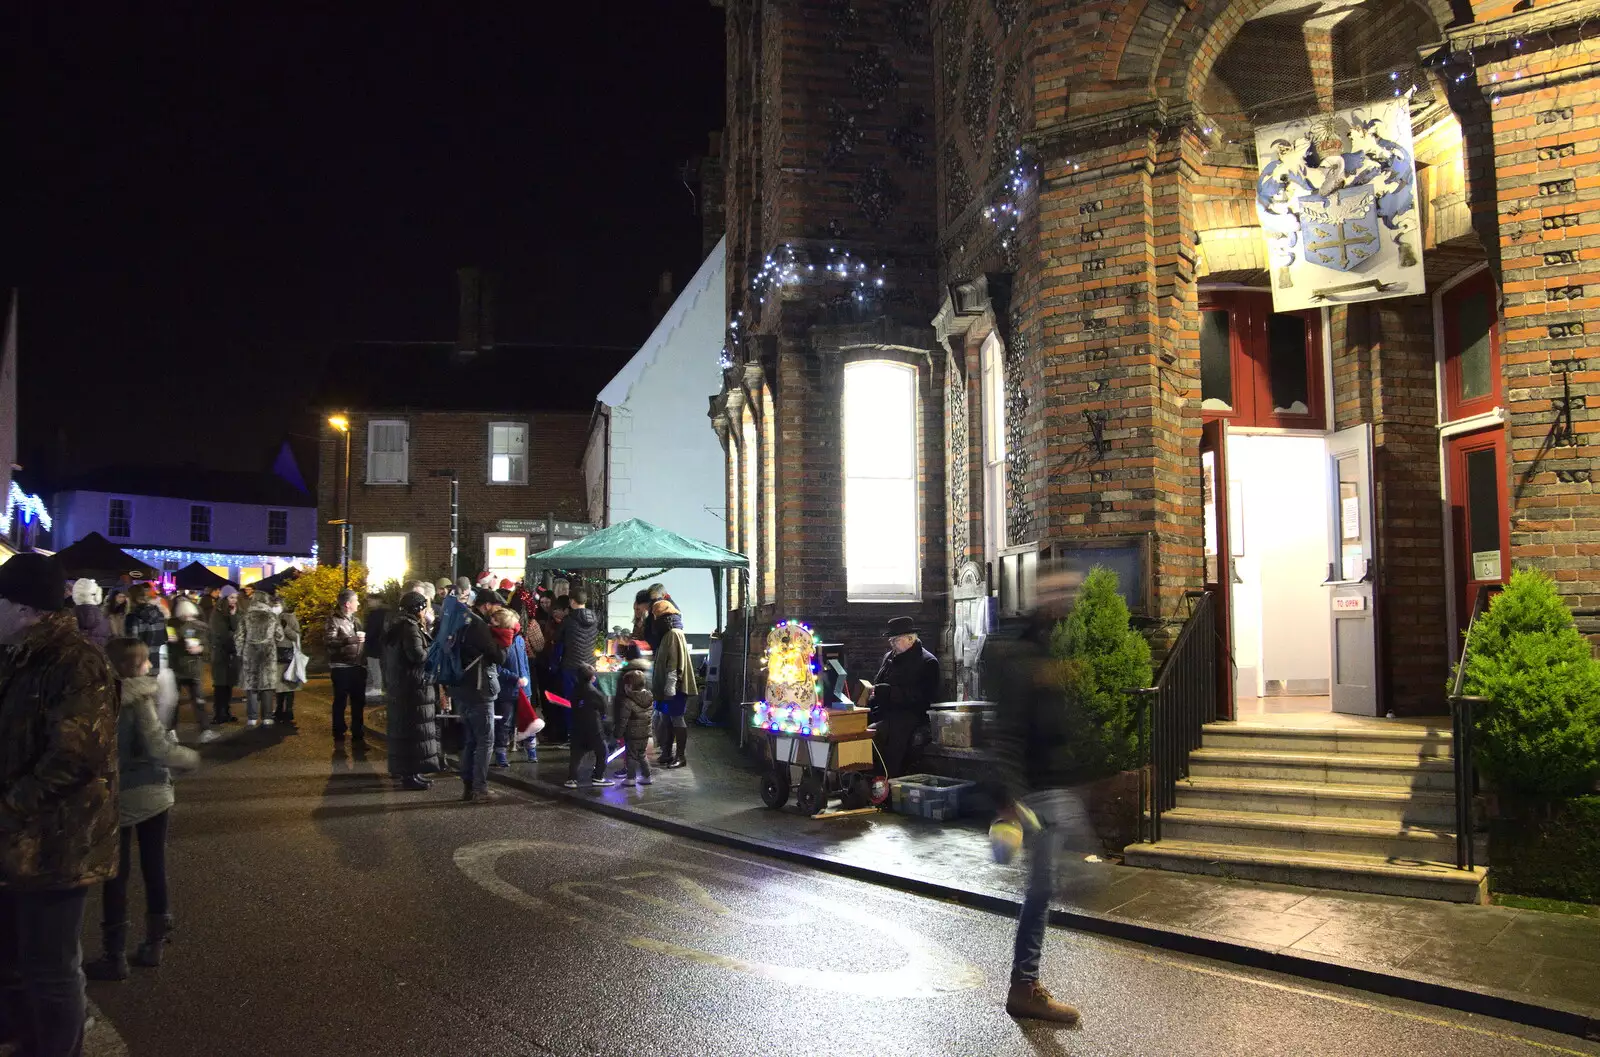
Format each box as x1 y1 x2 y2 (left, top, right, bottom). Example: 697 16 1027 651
315 410 592 584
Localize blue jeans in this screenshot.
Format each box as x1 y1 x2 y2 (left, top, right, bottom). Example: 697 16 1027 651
1011 816 1055 984
0 886 88 1057
455 687 494 793
493 679 518 751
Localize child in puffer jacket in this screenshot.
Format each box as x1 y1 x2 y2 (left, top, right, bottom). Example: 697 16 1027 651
612 660 656 786
488 608 531 768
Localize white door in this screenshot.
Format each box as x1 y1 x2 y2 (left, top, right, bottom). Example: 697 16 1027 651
1326 424 1379 715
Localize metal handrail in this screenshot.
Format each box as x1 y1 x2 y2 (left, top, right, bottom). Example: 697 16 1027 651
1447 583 1496 871
1137 590 1218 843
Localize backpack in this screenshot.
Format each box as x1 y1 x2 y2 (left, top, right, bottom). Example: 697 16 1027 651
425 595 473 688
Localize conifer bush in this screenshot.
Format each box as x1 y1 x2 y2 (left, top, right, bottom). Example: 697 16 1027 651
1460 567 1600 799
1050 566 1154 777
278 562 368 660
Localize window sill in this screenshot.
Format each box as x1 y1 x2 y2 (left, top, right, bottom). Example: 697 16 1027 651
364 480 410 486
1438 407 1507 438
845 595 923 604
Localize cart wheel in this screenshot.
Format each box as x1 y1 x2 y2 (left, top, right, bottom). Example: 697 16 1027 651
796 773 825 817
761 767 791 810
842 771 873 809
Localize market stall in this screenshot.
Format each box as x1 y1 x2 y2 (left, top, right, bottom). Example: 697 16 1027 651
174 561 237 591
54 531 159 581
526 516 750 698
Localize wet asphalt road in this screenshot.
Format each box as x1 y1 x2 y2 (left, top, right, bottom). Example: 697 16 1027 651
83 693 1599 1057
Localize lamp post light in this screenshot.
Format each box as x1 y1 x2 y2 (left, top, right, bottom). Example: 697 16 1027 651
328 414 352 588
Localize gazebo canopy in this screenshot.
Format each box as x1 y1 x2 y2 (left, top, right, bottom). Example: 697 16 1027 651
252 566 302 594
526 518 747 572
54 532 158 581
174 562 236 591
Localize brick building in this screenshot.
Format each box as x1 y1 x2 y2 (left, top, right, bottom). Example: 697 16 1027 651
711 0 1595 724
316 278 629 588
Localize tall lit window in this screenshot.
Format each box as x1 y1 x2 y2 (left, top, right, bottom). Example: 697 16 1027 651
189 505 212 544
367 420 409 484
728 439 743 608
488 422 528 484
267 510 289 547
364 533 409 588
762 388 777 604
980 333 1007 562
843 360 919 601
108 498 132 539
743 406 760 606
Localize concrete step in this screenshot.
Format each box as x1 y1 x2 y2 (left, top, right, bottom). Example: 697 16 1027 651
1159 806 1457 860
1188 747 1456 791
1123 839 1489 903
1174 775 1458 826
1200 722 1452 758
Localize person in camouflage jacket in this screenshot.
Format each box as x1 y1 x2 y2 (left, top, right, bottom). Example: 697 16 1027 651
0 553 121 1057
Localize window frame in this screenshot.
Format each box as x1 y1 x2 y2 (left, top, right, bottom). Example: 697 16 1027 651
266 509 289 547
1440 268 1502 423
1199 291 1326 429
487 421 529 486
842 358 922 603
742 406 760 607
108 497 133 539
366 419 410 485
189 504 212 544
483 532 528 584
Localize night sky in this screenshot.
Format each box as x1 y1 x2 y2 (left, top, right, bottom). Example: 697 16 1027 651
9 4 726 481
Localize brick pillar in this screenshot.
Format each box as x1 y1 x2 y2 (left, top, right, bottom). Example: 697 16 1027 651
1029 109 1206 631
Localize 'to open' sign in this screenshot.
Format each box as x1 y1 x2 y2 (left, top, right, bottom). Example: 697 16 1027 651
1332 595 1367 612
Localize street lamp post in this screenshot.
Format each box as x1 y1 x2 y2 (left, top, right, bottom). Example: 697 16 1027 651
328 414 351 588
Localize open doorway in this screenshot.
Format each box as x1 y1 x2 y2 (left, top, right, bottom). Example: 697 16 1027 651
1227 433 1333 717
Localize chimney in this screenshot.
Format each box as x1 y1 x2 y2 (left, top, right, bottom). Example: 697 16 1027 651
650 271 675 324
456 266 497 357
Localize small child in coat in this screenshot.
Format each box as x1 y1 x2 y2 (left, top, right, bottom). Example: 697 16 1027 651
611 660 656 786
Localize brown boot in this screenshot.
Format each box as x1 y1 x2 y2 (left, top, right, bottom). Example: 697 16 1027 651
1005 980 1080 1025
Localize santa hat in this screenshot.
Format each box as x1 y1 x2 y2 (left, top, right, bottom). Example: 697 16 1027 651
499 578 516 591
476 570 497 589
71 578 103 606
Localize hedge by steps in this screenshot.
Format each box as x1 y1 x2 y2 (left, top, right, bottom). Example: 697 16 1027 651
1489 796 1600 904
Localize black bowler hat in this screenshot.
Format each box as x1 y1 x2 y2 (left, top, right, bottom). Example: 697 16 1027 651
885 616 918 638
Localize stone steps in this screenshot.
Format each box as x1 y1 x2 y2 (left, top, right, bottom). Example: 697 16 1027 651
1123 839 1488 903
1188 746 1456 790
1158 805 1458 860
1133 719 1480 902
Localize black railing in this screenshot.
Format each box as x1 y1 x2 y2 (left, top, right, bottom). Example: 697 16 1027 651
1446 583 1496 871
1137 590 1218 843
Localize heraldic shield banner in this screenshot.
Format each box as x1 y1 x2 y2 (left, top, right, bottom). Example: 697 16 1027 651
1253 99 1425 312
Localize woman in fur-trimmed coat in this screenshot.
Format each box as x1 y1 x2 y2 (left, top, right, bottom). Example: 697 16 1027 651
383 592 442 789
235 594 284 725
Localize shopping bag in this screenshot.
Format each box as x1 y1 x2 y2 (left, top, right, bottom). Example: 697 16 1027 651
155 667 179 729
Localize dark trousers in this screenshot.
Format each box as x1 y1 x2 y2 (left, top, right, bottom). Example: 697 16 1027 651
275 690 296 720
1011 817 1055 984
625 738 651 781
212 684 234 721
455 687 494 794
101 811 171 924
493 680 517 751
874 711 922 778
175 680 209 732
0 886 88 1057
566 706 608 782
331 666 367 738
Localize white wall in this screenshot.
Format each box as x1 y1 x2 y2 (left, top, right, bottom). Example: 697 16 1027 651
603 243 727 637
54 490 316 556
1227 434 1332 696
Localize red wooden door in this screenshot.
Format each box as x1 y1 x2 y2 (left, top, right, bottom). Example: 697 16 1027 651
1446 428 1509 646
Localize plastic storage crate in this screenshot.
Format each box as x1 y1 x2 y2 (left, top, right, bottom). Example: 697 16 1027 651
889 774 976 821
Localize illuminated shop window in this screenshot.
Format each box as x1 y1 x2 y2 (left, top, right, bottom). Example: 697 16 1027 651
842 360 920 602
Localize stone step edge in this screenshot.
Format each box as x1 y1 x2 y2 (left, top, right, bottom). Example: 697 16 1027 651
1203 722 1452 742
1179 775 1457 804
1128 838 1487 883
1190 747 1454 770
1160 806 1456 842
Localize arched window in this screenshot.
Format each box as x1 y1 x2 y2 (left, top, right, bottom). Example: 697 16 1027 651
742 405 760 606
842 360 920 601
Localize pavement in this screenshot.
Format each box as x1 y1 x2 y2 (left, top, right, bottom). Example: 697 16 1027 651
80 687 1600 1056
350 685 1600 1042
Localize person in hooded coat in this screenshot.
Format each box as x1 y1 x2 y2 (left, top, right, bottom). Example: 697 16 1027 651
612 660 656 785
273 599 303 725
105 589 130 639
651 600 699 769
234 593 284 727
383 591 441 790
72 579 110 649
168 598 216 742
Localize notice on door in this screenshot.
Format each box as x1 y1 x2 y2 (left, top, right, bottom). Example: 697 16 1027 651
1341 495 1361 541
1472 550 1502 581
1333 594 1367 612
